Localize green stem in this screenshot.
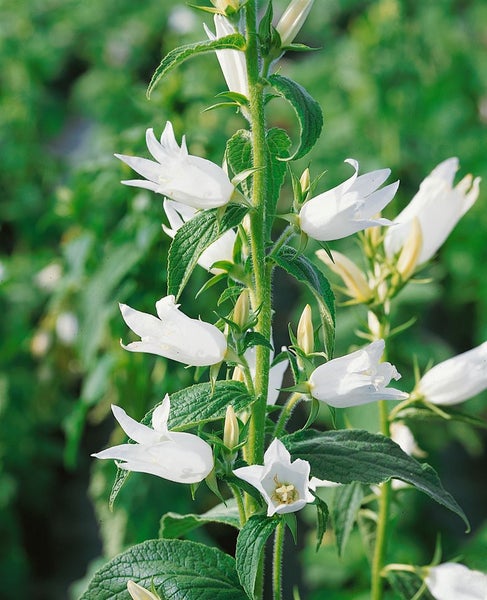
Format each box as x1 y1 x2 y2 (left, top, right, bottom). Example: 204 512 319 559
273 520 286 600
273 392 303 438
228 482 247 527
244 0 272 503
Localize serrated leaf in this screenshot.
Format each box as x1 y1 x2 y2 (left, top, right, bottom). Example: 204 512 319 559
160 499 241 539
267 74 323 160
283 429 469 529
147 34 246 98
332 482 364 556
235 515 279 599
168 204 248 299
272 246 335 357
265 128 291 237
80 538 247 600
226 130 253 199
386 571 434 600
313 493 329 551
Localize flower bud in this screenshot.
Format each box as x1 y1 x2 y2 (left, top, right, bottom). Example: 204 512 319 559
211 0 241 15
223 405 239 450
232 365 246 382
395 216 423 281
127 580 161 600
297 304 314 355
316 249 372 303
233 289 250 329
276 0 314 47
299 168 311 196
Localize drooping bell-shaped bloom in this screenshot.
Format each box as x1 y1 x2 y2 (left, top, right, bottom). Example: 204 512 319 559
162 199 236 273
276 0 314 48
299 159 399 241
234 438 314 516
316 249 372 303
92 397 214 484
204 15 249 98
425 562 487 600
120 295 227 366
115 122 234 210
308 339 408 407
384 158 480 266
127 580 161 600
415 341 487 406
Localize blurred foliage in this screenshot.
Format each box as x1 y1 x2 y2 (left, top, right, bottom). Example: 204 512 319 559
1 0 486 598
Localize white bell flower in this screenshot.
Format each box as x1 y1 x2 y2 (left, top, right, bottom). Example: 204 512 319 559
204 15 249 98
425 562 487 600
243 343 289 406
276 0 314 48
115 122 234 209
120 295 227 366
162 199 236 273
384 157 480 266
92 397 214 484
233 438 314 516
308 339 408 407
299 159 398 241
416 341 487 406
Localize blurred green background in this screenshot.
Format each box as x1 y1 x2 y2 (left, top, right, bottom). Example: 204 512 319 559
1 1 486 599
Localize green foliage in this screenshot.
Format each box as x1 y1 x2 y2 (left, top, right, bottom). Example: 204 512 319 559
284 428 469 528
332 482 365 556
159 500 241 539
235 515 279 599
80 539 247 599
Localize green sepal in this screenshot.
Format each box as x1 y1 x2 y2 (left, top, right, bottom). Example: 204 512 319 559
147 34 246 98
267 73 323 160
235 515 279 599
282 512 298 544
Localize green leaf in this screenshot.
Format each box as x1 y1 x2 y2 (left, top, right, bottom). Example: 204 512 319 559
272 246 335 357
164 380 254 431
147 34 246 98
313 493 329 551
265 128 291 237
283 429 469 529
160 499 241 539
386 571 434 600
332 482 364 556
267 74 323 160
80 539 247 600
226 130 253 199
235 515 279 599
168 204 248 299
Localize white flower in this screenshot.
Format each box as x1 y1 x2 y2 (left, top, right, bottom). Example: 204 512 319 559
115 122 234 209
204 15 249 98
233 438 314 516
119 295 227 367
308 339 408 407
384 157 481 266
55 312 79 344
299 159 399 241
92 396 214 484
390 422 424 458
162 199 236 273
425 562 487 600
416 342 487 406
127 580 161 600
276 0 314 48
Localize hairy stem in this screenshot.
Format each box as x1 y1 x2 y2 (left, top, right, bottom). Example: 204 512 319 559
273 520 286 600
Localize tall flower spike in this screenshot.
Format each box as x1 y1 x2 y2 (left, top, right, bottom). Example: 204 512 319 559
119 295 227 367
162 199 236 273
308 339 408 407
384 157 481 266
115 122 235 209
424 562 487 600
204 15 249 98
92 397 214 484
233 438 314 516
415 341 487 406
299 159 399 241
